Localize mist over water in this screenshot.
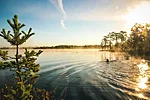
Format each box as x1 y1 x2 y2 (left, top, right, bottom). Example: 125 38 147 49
1 49 150 100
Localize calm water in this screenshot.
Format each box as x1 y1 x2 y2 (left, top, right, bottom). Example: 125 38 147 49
0 49 150 100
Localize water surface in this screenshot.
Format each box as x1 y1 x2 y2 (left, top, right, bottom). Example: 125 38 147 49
1 49 150 100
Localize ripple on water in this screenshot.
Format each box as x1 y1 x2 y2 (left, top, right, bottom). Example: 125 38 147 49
1 50 150 100
36 56 149 100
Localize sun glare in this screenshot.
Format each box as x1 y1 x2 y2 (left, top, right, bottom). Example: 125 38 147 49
134 60 149 99
138 93 145 98
135 60 149 90
138 76 148 89
124 2 150 28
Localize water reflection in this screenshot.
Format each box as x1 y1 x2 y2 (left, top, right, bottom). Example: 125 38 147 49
138 93 145 98
2 50 150 99
138 76 148 89
136 60 149 99
137 60 148 75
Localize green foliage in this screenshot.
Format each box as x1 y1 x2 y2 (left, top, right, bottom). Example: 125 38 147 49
0 50 9 60
103 23 150 57
101 31 127 50
127 23 150 54
0 15 34 45
0 15 52 100
0 85 53 100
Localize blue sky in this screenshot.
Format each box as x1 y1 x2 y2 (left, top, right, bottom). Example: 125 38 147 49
0 0 150 47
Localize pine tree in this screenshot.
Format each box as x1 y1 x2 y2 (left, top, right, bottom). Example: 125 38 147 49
0 15 52 100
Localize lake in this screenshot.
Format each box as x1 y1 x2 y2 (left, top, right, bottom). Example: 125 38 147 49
0 49 150 100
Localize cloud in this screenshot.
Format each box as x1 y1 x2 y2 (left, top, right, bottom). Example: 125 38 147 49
48 0 67 30
61 20 67 30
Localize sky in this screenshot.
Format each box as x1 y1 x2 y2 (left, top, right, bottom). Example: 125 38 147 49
0 0 150 47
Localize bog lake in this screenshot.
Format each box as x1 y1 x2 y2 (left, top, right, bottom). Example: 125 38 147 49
0 49 150 100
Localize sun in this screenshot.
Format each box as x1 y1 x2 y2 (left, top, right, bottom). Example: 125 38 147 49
124 2 150 28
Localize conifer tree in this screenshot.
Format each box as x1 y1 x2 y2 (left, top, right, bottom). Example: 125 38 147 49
0 15 52 100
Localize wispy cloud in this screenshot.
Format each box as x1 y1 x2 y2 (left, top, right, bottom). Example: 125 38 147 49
48 0 67 30
61 20 67 30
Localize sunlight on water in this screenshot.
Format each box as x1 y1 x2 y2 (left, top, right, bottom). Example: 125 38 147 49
135 59 149 99
138 76 148 89
138 93 145 98
137 60 148 74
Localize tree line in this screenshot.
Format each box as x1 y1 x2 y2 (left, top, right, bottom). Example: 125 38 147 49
33 45 101 49
101 31 127 51
101 23 150 58
0 45 101 49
